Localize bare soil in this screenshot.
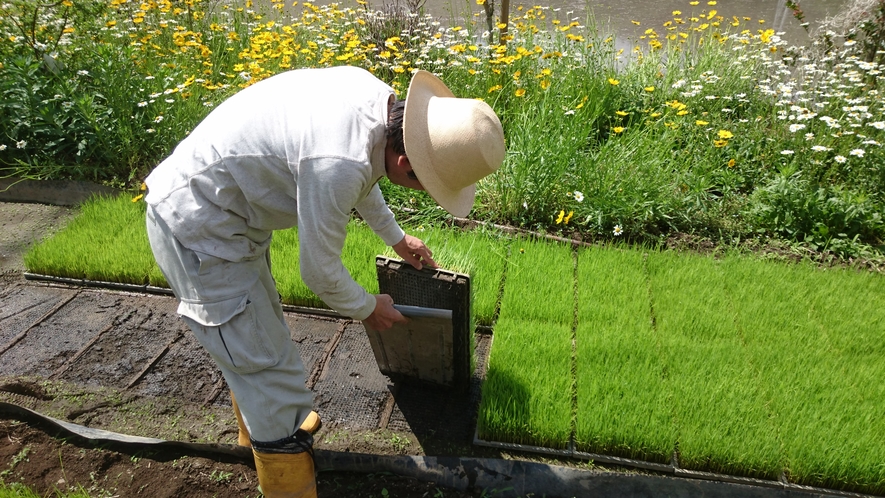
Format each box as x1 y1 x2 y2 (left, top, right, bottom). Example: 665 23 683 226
0 418 476 497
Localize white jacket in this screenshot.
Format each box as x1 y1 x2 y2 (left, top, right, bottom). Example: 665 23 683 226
145 66 405 320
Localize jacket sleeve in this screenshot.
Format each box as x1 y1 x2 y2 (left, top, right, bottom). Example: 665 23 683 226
296 157 376 320
355 182 405 247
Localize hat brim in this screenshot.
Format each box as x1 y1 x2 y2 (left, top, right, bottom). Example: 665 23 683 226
403 71 475 218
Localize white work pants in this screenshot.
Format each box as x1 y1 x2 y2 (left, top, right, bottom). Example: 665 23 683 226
146 205 313 443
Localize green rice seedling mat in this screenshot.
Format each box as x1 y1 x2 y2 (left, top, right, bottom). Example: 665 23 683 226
476 245 885 495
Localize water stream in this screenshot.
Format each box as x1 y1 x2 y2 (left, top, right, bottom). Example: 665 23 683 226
300 0 851 48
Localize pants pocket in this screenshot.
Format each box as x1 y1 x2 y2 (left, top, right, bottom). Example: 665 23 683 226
181 296 282 374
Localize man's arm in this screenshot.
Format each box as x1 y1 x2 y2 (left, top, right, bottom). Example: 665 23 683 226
355 184 437 270
297 158 408 330
354 183 404 245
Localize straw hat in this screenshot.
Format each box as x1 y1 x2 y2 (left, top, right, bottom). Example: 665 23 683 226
403 70 505 218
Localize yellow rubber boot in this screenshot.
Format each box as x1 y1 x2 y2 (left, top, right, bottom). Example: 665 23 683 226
299 411 322 434
232 392 323 448
253 448 317 498
231 393 252 447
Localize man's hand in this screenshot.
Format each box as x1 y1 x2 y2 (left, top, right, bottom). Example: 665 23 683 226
363 294 407 331
392 234 437 270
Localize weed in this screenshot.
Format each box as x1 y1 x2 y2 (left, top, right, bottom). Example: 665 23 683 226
387 434 410 453
322 430 348 445
0 447 30 479
209 469 233 484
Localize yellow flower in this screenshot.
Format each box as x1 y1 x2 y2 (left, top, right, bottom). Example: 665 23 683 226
644 86 655 92
141 182 147 191
613 126 625 133
718 129 734 139
616 110 629 116
556 210 565 224
608 78 619 85
708 1 717 4
672 10 681 15
515 88 526 97
132 194 144 203
689 1 699 4
564 211 574 224
540 79 550 89
631 20 640 25
477 0 485 4
677 110 689 116
650 112 662 118
488 84 502 93
63 27 75 34
696 120 709 125
714 139 729 147
727 158 736 167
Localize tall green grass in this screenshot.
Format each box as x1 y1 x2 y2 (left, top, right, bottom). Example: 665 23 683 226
4 1 884 259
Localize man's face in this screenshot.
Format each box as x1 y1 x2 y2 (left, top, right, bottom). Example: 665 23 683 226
385 147 424 191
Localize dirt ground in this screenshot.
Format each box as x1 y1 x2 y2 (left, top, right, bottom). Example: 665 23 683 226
0 418 477 497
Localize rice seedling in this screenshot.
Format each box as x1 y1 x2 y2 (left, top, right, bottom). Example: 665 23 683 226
338 220 387 295
720 256 885 492
268 226 323 309
498 237 574 325
646 251 782 478
575 246 674 464
382 223 509 326
478 236 574 448
23 194 154 284
477 316 573 449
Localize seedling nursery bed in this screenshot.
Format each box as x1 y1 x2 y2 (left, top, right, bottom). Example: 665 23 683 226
20 195 885 497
